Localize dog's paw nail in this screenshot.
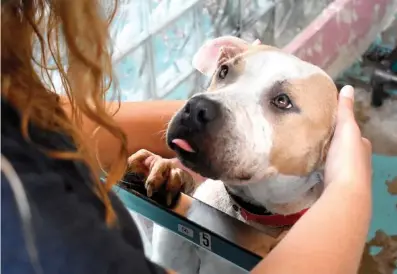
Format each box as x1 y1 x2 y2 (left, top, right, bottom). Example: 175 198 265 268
146 183 154 197
166 193 173 206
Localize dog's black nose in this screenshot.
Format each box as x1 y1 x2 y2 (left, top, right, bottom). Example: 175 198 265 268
182 96 220 130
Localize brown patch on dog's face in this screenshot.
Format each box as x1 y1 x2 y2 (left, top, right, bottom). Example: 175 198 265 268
268 74 338 176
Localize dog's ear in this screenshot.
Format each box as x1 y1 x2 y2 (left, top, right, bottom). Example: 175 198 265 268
192 36 251 77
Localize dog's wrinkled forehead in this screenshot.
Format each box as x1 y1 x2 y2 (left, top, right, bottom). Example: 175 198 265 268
193 36 335 119
193 36 331 95
215 51 328 98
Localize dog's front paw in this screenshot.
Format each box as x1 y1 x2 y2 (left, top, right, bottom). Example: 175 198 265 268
124 149 196 206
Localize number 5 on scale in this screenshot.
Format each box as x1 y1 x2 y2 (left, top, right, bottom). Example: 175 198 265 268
199 232 212 250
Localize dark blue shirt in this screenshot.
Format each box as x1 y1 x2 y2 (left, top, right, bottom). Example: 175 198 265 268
1 98 165 274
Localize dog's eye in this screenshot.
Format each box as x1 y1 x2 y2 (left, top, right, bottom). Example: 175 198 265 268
218 64 229 80
272 94 293 109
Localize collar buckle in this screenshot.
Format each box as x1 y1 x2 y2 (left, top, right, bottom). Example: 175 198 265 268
226 186 308 227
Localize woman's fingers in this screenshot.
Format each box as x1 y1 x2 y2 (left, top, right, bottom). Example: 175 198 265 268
337 85 355 124
361 137 372 155
333 85 363 142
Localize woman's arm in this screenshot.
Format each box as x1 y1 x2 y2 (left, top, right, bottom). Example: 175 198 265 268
251 179 371 274
61 98 186 166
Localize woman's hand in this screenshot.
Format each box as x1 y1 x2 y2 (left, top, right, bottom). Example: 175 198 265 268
324 85 372 190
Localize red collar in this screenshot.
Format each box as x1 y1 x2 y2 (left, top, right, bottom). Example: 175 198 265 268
239 207 308 227
226 187 308 227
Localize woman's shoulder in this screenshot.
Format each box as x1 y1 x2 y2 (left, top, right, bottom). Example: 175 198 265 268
1 99 166 274
1 98 96 197
1 98 142 249
1 155 165 274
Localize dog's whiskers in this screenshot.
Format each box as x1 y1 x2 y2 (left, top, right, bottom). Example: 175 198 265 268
156 128 168 140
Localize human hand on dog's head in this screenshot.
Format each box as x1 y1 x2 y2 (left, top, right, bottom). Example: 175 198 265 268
324 85 372 189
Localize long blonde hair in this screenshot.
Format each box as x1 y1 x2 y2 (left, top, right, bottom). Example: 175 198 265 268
1 0 127 224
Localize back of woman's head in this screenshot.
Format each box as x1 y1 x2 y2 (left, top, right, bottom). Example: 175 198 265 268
1 0 126 224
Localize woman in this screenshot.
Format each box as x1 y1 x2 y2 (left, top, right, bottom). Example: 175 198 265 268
1 1 372 274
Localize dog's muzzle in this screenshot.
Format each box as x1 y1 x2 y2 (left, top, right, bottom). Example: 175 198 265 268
179 95 221 131
167 95 223 178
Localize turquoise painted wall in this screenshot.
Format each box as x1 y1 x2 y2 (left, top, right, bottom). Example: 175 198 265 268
369 155 397 239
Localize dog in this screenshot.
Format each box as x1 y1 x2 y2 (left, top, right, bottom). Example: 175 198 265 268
127 36 338 273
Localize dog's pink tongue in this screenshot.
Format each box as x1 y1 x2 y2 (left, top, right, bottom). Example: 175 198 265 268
172 139 195 153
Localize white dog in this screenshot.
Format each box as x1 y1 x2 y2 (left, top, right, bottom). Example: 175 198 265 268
127 36 338 273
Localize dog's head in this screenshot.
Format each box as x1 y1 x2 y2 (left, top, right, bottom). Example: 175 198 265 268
167 36 338 184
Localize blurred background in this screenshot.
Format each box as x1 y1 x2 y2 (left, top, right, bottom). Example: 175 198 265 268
108 0 333 101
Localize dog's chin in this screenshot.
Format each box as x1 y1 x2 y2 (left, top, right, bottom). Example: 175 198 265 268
167 141 220 179
218 172 258 185
167 123 256 182
178 156 255 183
170 146 258 184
